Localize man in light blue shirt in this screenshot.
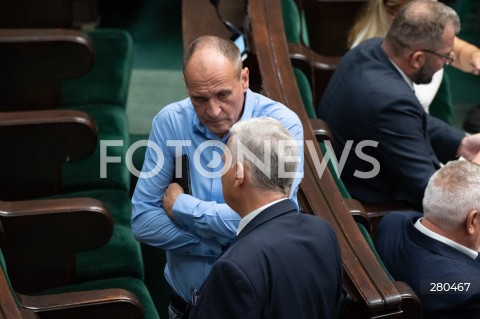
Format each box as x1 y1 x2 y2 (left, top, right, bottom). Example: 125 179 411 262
131 35 303 318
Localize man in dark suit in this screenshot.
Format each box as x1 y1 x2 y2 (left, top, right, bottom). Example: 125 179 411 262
376 160 480 319
317 0 480 210
188 117 343 319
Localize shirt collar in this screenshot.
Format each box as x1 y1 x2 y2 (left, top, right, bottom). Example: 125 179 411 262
236 198 285 235
389 59 414 91
414 218 479 259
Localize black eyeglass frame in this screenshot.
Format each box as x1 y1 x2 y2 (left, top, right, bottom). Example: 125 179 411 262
418 49 456 65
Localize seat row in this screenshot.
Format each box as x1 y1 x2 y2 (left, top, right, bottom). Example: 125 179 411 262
0 1 160 317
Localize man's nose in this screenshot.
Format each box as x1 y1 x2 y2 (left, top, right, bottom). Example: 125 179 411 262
206 99 222 118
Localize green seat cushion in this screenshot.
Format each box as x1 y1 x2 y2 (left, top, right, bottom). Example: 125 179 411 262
429 71 453 125
37 277 160 319
61 103 131 193
46 189 144 281
281 0 301 44
357 222 394 281
61 28 133 109
293 68 315 118
320 142 351 199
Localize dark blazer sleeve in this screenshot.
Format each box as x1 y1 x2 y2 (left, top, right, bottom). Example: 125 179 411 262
374 96 441 209
189 259 262 319
427 115 464 163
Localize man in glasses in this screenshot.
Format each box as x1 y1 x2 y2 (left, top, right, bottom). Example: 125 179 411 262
317 0 480 211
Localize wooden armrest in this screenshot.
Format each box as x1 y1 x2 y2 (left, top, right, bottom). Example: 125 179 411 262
362 201 413 239
0 28 93 79
344 198 370 231
288 43 341 107
0 28 94 109
288 43 340 71
0 110 97 200
0 197 113 293
309 118 332 142
19 288 144 319
393 281 423 318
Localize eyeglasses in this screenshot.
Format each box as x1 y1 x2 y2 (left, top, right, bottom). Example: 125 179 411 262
419 49 456 66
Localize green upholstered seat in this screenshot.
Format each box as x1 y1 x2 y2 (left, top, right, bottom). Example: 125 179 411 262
38 276 160 319
293 68 315 118
60 29 133 193
46 189 144 282
357 222 394 281
319 141 351 199
281 0 301 44
61 103 131 193
61 28 133 109
293 62 352 199
282 0 309 46
0 246 158 319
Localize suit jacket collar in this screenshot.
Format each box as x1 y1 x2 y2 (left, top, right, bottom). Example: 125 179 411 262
234 199 297 242
407 216 480 266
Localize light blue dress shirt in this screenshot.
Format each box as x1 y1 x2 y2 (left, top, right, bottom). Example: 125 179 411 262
131 89 304 301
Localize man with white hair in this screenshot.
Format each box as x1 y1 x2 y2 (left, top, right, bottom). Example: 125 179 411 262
376 160 480 318
189 117 343 319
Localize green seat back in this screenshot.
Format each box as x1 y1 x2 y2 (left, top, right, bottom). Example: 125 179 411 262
357 222 394 281
62 29 133 109
293 68 316 118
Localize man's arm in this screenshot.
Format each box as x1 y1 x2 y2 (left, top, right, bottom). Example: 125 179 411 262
375 97 452 209
171 115 304 244
131 116 224 257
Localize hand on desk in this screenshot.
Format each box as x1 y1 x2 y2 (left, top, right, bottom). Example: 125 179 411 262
163 183 184 219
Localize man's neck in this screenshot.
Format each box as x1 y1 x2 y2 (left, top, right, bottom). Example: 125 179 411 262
236 191 287 219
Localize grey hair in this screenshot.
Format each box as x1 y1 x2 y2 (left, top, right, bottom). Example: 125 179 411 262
385 0 460 55
183 35 243 77
229 117 299 195
423 161 480 230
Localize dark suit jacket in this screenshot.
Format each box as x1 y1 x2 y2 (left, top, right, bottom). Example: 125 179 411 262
317 38 465 210
189 199 343 319
376 211 480 319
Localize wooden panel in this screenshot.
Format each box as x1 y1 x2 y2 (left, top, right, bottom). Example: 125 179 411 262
182 0 247 51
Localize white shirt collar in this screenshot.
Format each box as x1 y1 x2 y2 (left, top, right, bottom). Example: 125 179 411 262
236 198 286 235
389 59 414 91
414 218 479 259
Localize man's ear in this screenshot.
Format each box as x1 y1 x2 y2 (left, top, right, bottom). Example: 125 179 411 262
410 51 426 70
235 162 245 185
466 209 479 235
241 67 249 92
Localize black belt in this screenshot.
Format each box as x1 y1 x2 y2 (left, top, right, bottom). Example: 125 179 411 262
169 291 190 318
